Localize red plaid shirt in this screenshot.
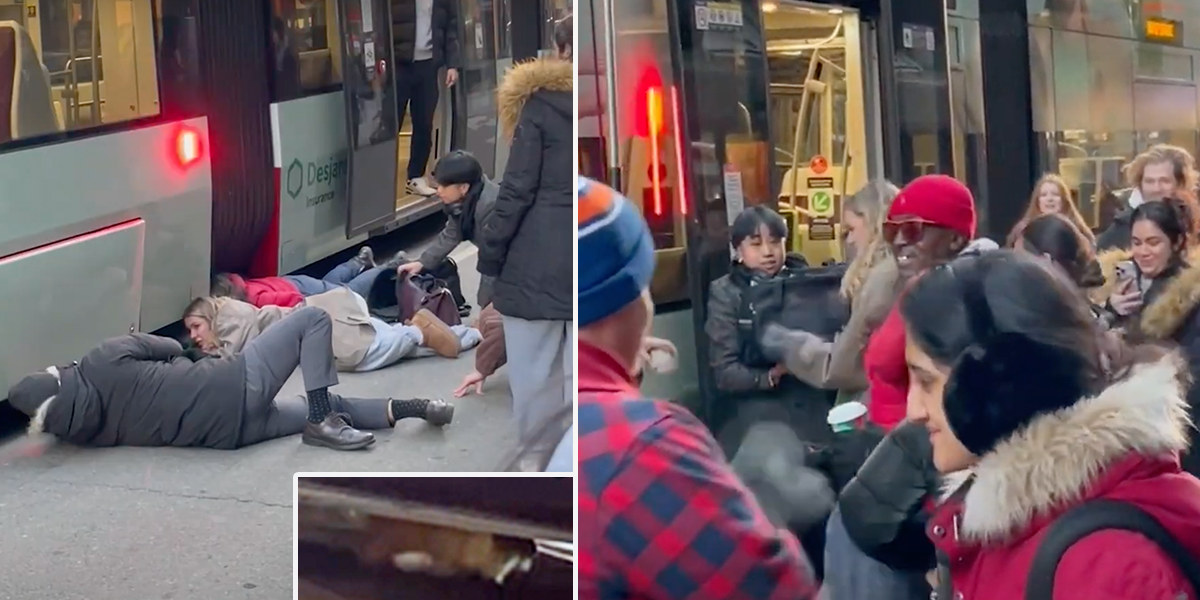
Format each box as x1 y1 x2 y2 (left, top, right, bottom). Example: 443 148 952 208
578 341 818 600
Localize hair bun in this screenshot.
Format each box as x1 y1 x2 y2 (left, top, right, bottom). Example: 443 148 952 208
1167 195 1197 236
943 332 1090 456
1078 257 1106 288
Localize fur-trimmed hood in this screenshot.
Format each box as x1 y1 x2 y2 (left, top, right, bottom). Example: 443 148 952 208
940 354 1193 543
1093 246 1200 338
497 58 572 138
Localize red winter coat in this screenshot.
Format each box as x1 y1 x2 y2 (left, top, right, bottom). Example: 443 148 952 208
929 355 1200 600
228 274 304 308
863 303 908 431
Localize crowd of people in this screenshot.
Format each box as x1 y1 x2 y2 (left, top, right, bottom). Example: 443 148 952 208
2 19 575 468
578 142 1200 599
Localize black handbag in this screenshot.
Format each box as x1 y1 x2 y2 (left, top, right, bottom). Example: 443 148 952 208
736 262 850 367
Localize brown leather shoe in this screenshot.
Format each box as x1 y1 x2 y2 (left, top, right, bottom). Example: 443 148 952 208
412 308 460 358
302 414 375 451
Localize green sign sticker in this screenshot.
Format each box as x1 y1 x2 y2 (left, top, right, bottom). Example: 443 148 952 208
811 191 834 217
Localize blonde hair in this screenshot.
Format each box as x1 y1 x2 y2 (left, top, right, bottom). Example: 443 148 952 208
1009 173 1095 246
840 179 900 300
182 296 225 325
1124 143 1198 191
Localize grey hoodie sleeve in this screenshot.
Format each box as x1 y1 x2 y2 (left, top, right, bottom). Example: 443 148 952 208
773 260 899 391
418 214 464 270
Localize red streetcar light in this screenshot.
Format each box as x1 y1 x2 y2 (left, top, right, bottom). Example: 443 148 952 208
175 127 202 168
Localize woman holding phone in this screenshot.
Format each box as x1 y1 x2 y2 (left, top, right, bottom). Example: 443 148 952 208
1097 198 1200 474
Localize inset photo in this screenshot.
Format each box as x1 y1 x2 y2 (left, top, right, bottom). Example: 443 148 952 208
295 475 573 599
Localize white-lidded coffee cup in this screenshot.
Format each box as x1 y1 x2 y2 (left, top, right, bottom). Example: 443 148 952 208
827 401 868 433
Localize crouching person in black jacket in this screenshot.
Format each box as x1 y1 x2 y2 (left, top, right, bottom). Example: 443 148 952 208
6 307 452 452
825 420 939 600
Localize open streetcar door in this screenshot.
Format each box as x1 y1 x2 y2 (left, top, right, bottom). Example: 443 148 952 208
335 0 402 237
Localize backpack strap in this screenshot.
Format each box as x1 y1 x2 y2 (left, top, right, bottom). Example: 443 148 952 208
1025 500 1200 600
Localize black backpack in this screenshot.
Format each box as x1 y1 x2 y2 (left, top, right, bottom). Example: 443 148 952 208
1025 500 1200 600
736 262 850 367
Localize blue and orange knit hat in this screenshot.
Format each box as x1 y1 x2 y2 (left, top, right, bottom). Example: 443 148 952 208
578 178 656 327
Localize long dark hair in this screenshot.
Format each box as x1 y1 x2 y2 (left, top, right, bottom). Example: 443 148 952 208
901 251 1121 392
1020 213 1104 288
1131 198 1195 259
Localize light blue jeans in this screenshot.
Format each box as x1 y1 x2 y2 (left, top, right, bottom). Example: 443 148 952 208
285 260 388 300
545 425 574 473
823 506 929 600
354 318 481 372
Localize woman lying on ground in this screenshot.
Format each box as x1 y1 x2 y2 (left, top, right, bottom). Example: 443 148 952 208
182 288 481 372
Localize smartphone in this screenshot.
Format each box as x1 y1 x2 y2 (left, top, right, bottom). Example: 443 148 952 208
1114 260 1138 282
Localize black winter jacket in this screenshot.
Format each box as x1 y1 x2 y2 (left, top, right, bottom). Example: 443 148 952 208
478 58 573 321
705 255 811 392
1096 206 1134 251
837 420 940 572
390 0 460 68
38 334 248 449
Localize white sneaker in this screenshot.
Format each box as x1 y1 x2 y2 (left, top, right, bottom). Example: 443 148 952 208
407 177 436 196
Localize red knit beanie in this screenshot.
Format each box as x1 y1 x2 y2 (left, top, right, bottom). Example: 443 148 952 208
888 175 977 239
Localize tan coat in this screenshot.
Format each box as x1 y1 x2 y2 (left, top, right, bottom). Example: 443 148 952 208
214 287 377 371
782 258 901 401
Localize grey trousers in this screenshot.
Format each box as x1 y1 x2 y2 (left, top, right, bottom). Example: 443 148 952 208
239 306 391 446
823 506 930 600
501 315 573 442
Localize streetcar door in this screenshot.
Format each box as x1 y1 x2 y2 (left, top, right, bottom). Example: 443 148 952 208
335 0 401 237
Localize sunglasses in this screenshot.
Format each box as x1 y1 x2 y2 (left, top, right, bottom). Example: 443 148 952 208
882 219 933 245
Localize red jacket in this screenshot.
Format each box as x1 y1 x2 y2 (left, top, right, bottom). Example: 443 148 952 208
228 274 304 308
929 356 1200 600
577 341 817 600
863 303 908 431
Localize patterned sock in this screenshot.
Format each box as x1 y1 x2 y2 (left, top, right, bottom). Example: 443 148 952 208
389 398 430 421
307 388 332 423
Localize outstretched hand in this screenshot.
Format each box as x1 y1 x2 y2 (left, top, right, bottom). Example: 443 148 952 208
454 371 486 397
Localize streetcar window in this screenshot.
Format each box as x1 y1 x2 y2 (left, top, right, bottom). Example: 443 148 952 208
0 0 168 145
269 0 343 102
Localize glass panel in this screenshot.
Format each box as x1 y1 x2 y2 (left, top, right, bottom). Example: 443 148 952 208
893 19 952 180
579 0 690 304
1133 82 1199 154
270 0 344 101
947 16 988 231
765 2 869 264
577 0 606 180
1028 0 1137 38
540 0 570 53
495 0 512 59
14 0 162 141
1029 26 1056 133
682 0 773 224
1027 21 1200 231
458 0 500 177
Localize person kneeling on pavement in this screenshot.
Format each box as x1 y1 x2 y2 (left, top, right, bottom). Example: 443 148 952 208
6 307 453 452
183 287 479 370
397 150 499 314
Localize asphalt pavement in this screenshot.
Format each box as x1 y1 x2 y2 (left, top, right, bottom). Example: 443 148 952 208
0 216 519 599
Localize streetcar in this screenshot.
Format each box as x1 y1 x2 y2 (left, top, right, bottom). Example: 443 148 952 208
0 0 567 399
579 0 988 424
